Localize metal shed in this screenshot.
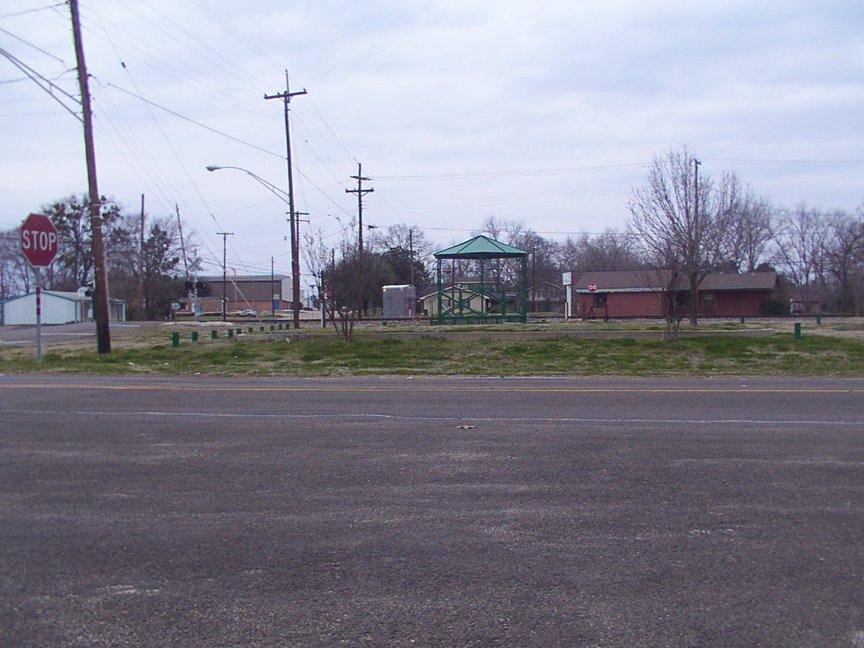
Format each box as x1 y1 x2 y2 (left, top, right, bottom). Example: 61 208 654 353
382 284 416 320
433 235 529 324
1 290 126 325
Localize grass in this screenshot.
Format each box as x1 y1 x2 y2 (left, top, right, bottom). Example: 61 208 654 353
2 322 863 377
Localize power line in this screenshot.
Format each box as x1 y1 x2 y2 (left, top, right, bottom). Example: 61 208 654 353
706 158 864 166
0 2 66 20
101 0 273 98
0 26 69 65
376 162 647 180
103 81 283 159
188 0 285 78
82 8 273 120
0 46 81 121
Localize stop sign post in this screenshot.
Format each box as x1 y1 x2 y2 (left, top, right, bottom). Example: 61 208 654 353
20 213 59 362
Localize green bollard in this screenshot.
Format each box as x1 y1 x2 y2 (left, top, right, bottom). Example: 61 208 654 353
211 330 218 339
191 331 199 342
816 314 821 326
740 316 745 325
794 322 802 340
171 332 180 348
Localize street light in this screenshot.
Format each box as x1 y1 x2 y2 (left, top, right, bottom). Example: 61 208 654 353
207 164 301 329
206 165 289 202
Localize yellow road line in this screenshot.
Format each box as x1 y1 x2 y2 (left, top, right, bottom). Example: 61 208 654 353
1 382 862 395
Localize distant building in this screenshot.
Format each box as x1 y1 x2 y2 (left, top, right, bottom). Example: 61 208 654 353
196 274 304 315
564 270 779 319
1 290 126 325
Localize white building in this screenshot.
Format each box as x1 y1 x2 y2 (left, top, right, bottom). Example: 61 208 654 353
1 290 126 325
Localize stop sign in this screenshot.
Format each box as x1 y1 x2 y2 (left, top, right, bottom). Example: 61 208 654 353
20 213 59 267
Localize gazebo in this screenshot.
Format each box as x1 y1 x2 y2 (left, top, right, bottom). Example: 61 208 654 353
433 235 529 324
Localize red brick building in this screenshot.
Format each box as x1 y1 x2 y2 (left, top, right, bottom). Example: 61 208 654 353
565 270 778 319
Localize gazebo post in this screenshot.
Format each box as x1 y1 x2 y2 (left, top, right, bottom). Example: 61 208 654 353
436 258 443 321
479 259 485 319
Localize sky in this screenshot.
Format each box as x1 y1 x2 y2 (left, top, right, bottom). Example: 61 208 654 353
2 0 862 281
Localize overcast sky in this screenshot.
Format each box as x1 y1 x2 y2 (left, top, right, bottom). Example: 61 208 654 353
2 0 862 278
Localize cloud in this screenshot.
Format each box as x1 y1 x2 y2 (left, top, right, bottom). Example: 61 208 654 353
1 0 861 272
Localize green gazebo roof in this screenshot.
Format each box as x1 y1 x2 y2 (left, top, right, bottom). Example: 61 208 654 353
433 235 528 259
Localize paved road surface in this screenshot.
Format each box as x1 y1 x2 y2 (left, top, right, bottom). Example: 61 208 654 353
1 375 863 647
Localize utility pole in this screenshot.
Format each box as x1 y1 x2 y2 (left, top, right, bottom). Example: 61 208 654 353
408 228 415 288
693 158 701 222
532 245 537 313
218 232 233 321
176 204 189 277
693 157 702 265
138 194 145 318
270 256 276 313
692 157 702 326
265 72 306 330
346 163 374 257
70 0 110 353
346 163 374 317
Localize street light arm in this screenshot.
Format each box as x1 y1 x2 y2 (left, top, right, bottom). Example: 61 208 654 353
206 165 290 203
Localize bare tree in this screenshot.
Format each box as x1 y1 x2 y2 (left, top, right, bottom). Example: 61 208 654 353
771 205 828 314
824 209 864 315
43 195 122 291
558 229 642 272
474 216 532 291
731 194 773 273
0 227 33 299
628 146 728 325
303 227 332 308
374 223 432 259
710 172 774 272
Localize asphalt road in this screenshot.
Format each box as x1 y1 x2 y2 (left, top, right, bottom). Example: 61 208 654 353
0 322 146 347
1 375 863 647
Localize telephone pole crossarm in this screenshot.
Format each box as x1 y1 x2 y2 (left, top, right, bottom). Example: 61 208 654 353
345 162 374 318
345 162 375 256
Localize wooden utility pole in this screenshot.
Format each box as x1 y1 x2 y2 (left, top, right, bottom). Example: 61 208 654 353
218 232 233 321
70 0 110 352
270 256 275 313
264 73 306 330
176 204 190 277
346 163 374 316
691 157 702 326
346 163 374 256
408 228 415 288
138 194 145 318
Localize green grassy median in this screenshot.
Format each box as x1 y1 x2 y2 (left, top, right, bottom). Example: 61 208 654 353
2 326 863 377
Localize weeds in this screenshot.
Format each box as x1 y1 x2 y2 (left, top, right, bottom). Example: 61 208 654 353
2 325 863 377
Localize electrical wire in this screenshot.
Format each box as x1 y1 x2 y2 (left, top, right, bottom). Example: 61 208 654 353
0 46 81 121
103 81 283 159
0 2 66 20
0 25 68 65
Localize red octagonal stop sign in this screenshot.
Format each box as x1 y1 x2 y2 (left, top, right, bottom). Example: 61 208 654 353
20 212 59 267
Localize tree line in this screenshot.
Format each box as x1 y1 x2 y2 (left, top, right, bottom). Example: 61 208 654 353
1 195 200 320
3 151 861 323
628 146 864 320
321 151 862 323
